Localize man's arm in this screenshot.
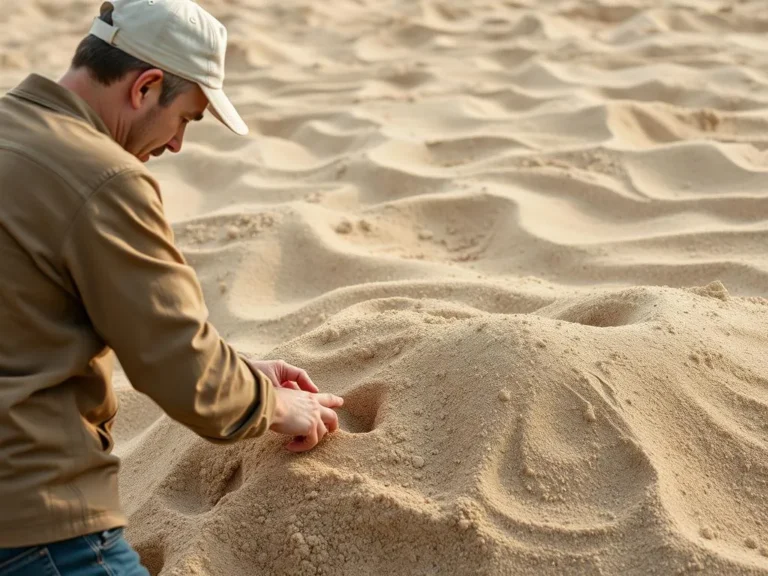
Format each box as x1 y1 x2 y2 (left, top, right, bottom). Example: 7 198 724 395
61 168 274 443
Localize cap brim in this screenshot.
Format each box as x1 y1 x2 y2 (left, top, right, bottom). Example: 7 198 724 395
200 85 249 136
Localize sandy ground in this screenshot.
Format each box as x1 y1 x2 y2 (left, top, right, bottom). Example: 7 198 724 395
3 0 768 574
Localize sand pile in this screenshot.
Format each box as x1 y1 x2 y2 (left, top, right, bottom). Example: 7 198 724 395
4 0 768 574
115 281 768 575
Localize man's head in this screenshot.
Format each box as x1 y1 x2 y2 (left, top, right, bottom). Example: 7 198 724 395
66 0 246 162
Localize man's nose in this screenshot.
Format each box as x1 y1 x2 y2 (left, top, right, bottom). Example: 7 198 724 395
166 135 183 154
167 125 187 153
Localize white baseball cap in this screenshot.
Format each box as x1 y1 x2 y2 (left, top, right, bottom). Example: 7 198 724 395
89 0 248 135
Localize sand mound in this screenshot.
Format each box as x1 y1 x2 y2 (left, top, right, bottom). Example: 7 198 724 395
115 282 768 575
6 0 768 573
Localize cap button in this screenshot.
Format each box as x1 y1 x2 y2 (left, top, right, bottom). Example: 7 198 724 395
190 16 198 24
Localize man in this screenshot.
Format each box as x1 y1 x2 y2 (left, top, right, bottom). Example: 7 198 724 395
0 0 343 573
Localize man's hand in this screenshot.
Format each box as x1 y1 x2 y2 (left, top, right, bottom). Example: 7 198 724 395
270 388 344 452
244 359 319 393
243 358 343 452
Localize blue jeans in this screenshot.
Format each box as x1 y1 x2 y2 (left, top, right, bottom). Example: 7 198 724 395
0 528 149 576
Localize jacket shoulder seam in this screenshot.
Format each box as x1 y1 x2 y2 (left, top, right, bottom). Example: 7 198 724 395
59 167 154 251
0 142 138 201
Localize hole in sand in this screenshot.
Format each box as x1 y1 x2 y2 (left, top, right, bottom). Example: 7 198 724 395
551 298 645 328
221 463 243 498
208 460 244 508
336 381 386 433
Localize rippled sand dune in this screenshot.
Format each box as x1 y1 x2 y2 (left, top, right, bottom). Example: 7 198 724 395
115 282 768 575
4 0 768 574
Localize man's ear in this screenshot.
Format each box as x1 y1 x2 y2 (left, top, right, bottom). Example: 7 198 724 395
130 69 165 110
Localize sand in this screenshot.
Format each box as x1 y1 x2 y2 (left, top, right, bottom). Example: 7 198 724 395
4 0 768 574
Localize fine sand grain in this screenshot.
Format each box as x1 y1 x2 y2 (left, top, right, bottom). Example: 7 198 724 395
4 0 768 574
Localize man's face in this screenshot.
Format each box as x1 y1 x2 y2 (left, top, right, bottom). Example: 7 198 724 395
127 84 208 163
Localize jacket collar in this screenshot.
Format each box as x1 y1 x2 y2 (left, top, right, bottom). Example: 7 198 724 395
9 74 112 138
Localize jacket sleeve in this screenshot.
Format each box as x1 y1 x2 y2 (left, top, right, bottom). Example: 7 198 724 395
61 168 275 443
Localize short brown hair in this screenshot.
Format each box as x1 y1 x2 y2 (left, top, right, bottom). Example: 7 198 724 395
71 8 194 106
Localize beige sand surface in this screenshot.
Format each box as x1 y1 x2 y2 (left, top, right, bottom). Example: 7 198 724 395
3 0 768 574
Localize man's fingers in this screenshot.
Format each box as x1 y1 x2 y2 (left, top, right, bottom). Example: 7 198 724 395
317 393 344 408
285 437 309 453
321 407 340 433
279 361 319 393
295 369 319 393
280 380 300 390
317 420 327 443
286 426 319 453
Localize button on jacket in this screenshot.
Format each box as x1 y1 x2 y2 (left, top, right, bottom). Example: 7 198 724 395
0 74 275 547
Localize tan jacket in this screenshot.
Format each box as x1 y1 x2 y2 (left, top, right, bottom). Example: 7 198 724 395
0 74 275 547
